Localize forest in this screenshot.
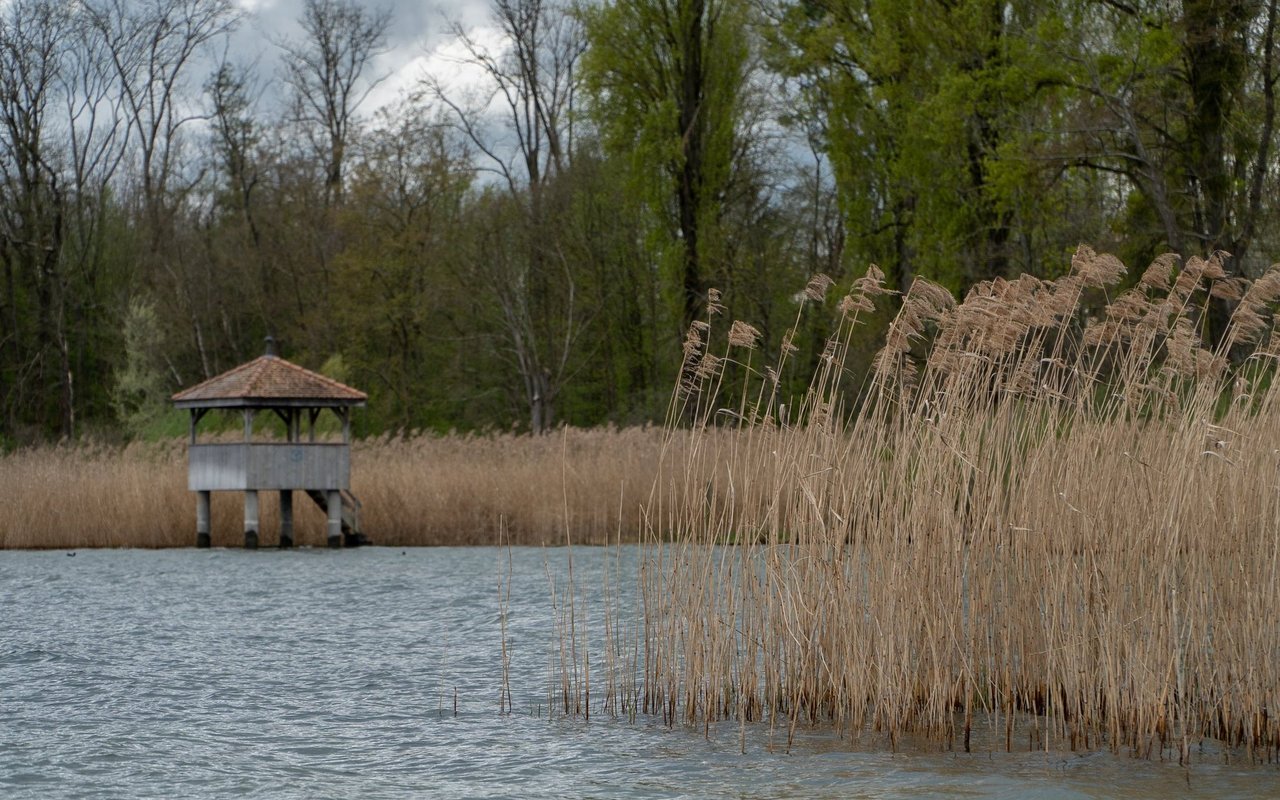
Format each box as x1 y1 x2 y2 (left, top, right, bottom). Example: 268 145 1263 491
1 0 1277 444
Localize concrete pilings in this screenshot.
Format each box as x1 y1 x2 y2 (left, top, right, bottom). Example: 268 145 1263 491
196 487 350 548
326 490 342 549
244 490 259 550
196 491 211 549
279 490 293 549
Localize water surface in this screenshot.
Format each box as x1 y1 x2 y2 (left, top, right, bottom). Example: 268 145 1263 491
1 547 1274 798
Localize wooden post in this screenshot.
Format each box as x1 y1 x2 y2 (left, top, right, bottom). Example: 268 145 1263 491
279 490 293 549
326 490 342 548
244 489 259 549
196 490 211 548
190 409 208 445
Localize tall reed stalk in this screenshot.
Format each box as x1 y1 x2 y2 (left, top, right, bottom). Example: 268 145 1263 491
634 247 1280 761
0 427 671 548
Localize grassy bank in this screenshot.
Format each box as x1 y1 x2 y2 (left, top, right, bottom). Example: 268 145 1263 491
550 248 1280 760
0 427 679 549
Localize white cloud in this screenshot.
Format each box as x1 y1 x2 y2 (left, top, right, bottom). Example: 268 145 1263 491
232 0 276 13
226 0 505 117
364 24 509 112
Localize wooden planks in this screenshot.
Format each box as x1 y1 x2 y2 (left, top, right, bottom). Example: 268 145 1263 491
188 443 350 491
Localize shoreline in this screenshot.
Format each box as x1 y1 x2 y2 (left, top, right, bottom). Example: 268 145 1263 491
0 427 671 550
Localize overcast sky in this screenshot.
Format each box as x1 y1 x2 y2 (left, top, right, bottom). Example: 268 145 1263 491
226 0 500 116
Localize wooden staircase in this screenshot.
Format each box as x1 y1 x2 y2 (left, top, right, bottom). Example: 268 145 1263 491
305 489 370 546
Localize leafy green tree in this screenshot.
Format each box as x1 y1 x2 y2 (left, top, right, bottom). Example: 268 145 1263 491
110 295 171 437
770 0 1085 293
550 148 670 423
1043 1 1278 269
332 104 476 431
580 0 753 332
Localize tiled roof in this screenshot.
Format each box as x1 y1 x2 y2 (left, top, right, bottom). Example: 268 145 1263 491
172 355 367 407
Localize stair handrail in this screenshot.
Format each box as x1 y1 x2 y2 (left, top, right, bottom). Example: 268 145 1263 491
340 489 362 534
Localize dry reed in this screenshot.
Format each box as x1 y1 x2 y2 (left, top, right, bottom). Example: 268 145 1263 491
0 427 680 549
617 246 1280 762
9 243 1280 763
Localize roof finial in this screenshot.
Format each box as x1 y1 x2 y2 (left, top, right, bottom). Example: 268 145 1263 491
265 335 277 357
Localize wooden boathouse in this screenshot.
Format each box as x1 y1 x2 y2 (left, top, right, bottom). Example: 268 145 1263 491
171 338 368 549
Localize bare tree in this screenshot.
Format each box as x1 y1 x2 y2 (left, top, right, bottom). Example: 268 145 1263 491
206 59 262 247
80 0 237 385
83 0 237 238
0 0 139 438
429 0 582 199
62 5 131 232
429 0 587 433
57 4 134 435
0 0 69 435
278 0 391 207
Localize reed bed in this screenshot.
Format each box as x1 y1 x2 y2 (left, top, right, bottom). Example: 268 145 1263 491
616 248 1280 762
0 426 677 548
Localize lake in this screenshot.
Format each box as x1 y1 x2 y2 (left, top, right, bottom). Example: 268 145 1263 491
1 547 1274 798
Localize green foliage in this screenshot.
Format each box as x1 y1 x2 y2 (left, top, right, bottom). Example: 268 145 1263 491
132 408 193 442
6 0 1280 444
580 0 753 327
110 297 172 440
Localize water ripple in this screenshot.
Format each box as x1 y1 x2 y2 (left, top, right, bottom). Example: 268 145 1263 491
0 547 1275 799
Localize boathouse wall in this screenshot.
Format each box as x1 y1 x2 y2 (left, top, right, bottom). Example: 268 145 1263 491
188 443 351 491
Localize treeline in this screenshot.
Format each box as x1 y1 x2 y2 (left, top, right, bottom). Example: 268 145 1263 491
2 0 1277 444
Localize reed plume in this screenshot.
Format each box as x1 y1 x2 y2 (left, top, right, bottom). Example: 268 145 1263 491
633 245 1280 762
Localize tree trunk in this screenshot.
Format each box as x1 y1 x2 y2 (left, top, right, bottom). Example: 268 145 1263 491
1182 0 1251 348
677 0 706 333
